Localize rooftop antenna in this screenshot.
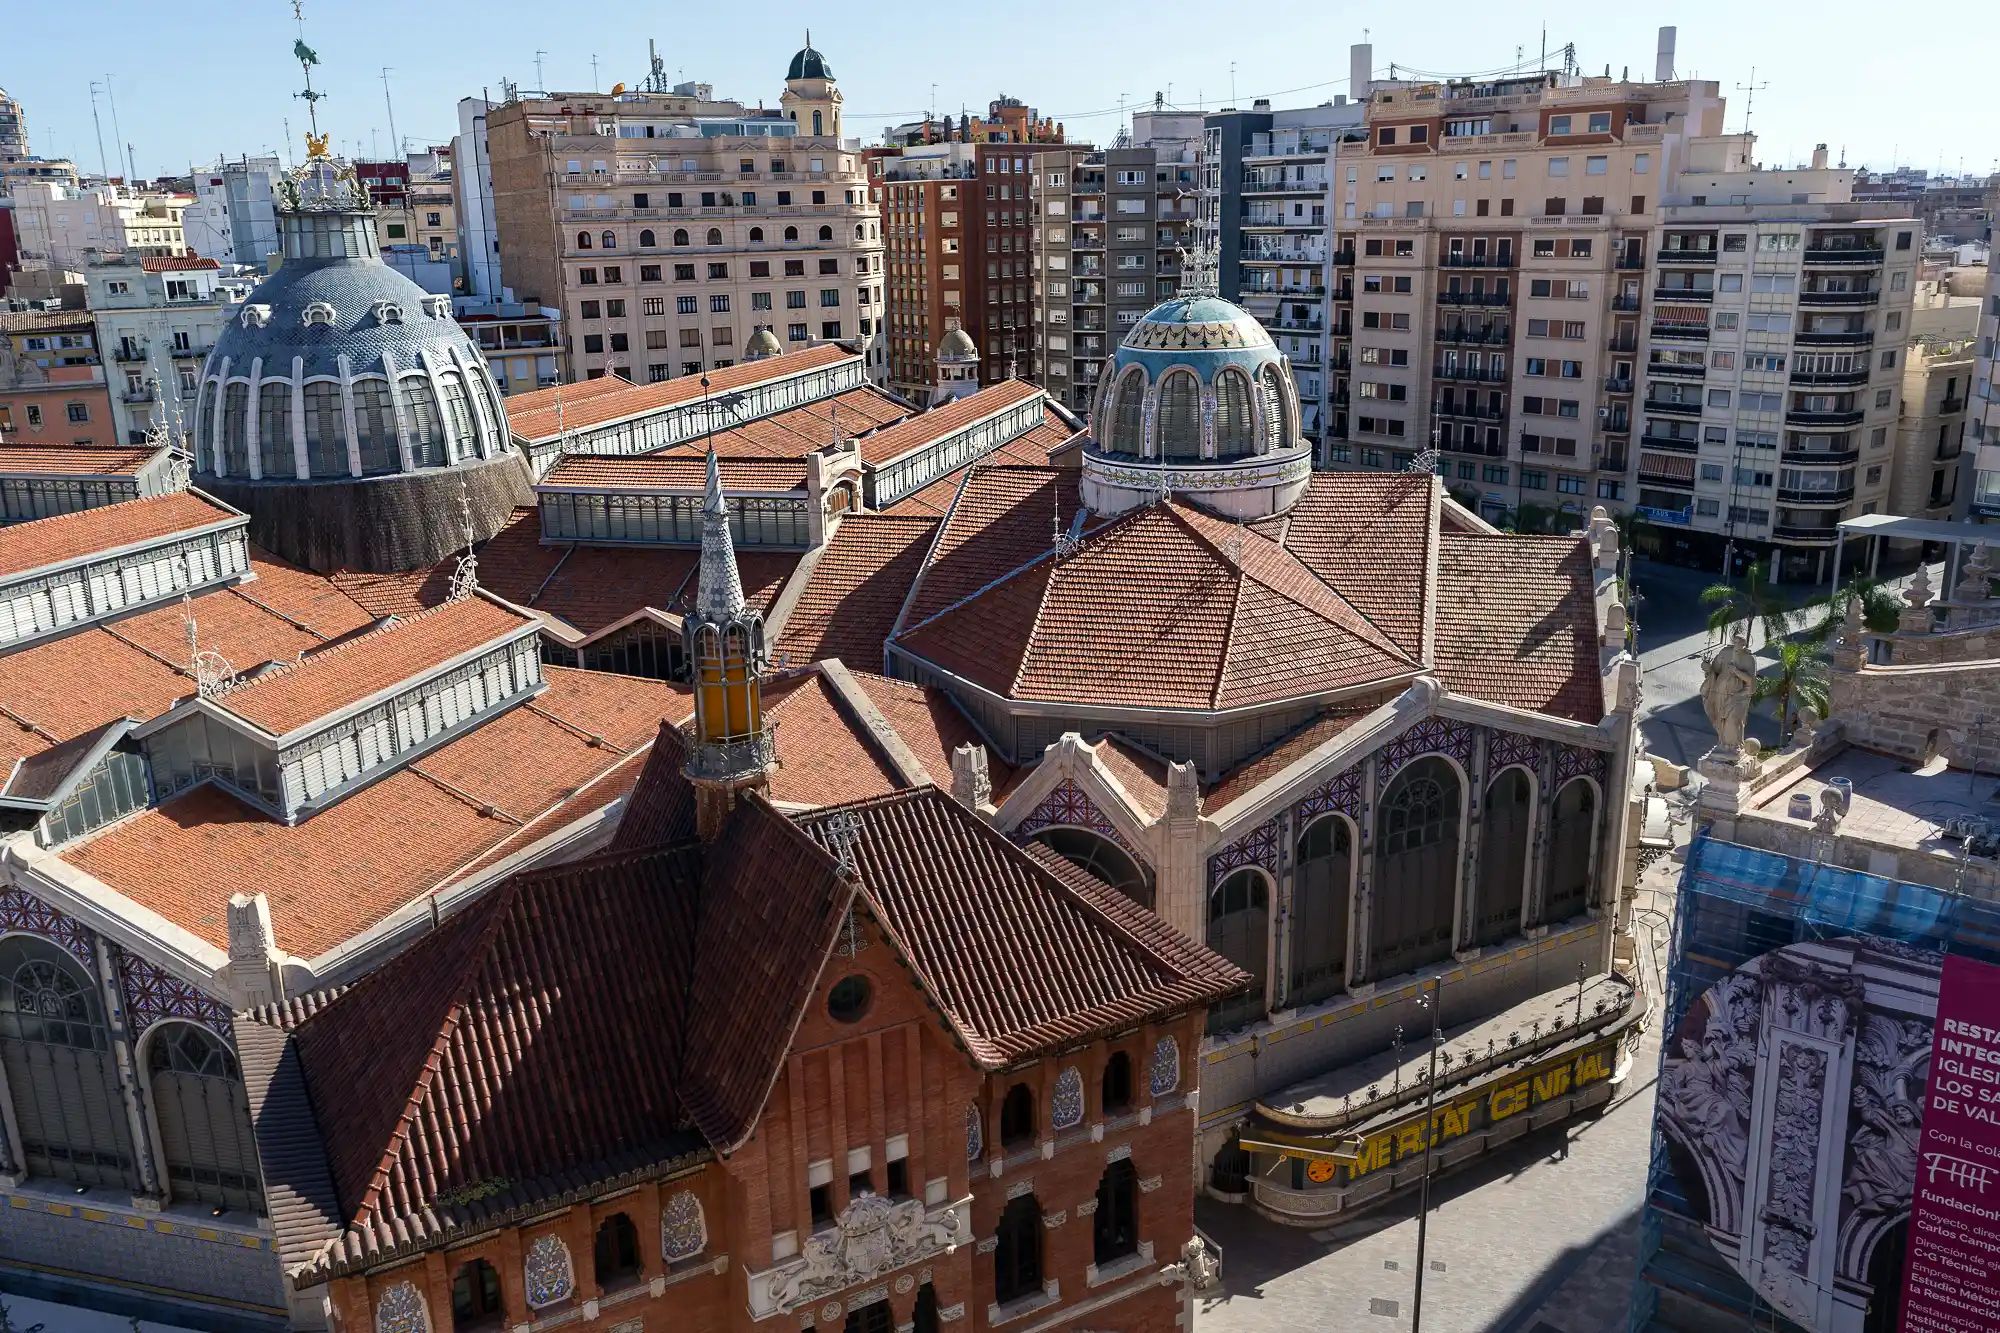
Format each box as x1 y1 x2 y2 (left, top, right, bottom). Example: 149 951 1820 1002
125 141 138 185
104 75 126 179
591 54 600 93
88 82 109 179
1229 62 1237 106
534 50 548 94
645 40 668 94
1736 68 1769 139
381 68 401 159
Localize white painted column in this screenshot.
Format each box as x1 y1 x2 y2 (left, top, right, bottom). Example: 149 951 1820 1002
381 349 416 471
207 357 230 475
245 356 264 480
337 354 363 477
290 356 310 478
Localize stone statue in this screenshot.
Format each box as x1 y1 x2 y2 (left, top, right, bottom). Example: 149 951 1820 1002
1700 629 1758 755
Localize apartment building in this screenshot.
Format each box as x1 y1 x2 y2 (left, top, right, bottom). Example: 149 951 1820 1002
1887 338 1973 532
85 254 251 444
1328 61 1725 527
484 44 883 386
1029 112 1201 414
456 298 563 395
1631 144 1920 581
870 137 1051 401
0 309 111 445
183 154 283 269
10 181 193 268
1972 265 2000 519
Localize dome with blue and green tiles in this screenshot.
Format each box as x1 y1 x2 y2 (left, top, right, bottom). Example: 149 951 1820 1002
1090 292 1301 464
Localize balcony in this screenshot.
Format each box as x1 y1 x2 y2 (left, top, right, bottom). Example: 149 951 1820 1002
1657 249 1718 265
1268 316 1324 334
1243 250 1325 266
1640 432 1699 453
1644 398 1703 418
1650 320 1710 341
1654 287 1715 303
1438 290 1510 307
1638 462 1695 488
1441 252 1516 269
1786 408 1865 428
1438 327 1509 346
1332 248 1356 267
1649 362 1706 381
119 388 157 404
1603 375 1634 394
1244 178 1321 193
1938 440 1965 462
1612 295 1642 312
1600 447 1630 473
1799 289 1879 307
1783 445 1860 466
1772 523 1842 544
1943 396 1968 414
111 347 148 364
1436 364 1509 384
1795 329 1872 347
1777 484 1855 505
1608 337 1638 354
1804 246 1884 266
1437 401 1507 422
1614 254 1647 271
1790 367 1868 387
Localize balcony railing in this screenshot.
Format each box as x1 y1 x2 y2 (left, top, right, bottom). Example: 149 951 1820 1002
111 348 147 364
1614 254 1647 271
1437 402 1507 422
1332 248 1356 266
1438 327 1509 345
1437 289 1511 307
1649 362 1706 380
1799 289 1879 307
1790 367 1868 387
1640 432 1699 452
1657 249 1718 265
1804 246 1884 265
1603 375 1634 394
1612 295 1642 312
119 388 157 404
1608 337 1638 354
1645 398 1703 418
1782 446 1860 466
1772 523 1841 544
1942 396 1968 414
1268 317 1325 334
1436 364 1510 384
1786 408 1865 428
1599 448 1630 473
1441 253 1516 269
1650 321 1710 341
1654 287 1715 303
1795 329 1872 347
1777 485 1855 505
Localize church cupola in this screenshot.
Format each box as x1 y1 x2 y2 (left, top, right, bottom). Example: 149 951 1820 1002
682 447 775 837
780 33 843 142
933 326 981 405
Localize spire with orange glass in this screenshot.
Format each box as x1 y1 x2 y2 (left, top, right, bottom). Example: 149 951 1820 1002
682 446 774 838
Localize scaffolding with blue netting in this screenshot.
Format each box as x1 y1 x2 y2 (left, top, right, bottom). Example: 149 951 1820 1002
1630 832 2000 1332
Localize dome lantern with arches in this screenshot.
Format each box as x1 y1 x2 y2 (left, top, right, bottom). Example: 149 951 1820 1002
1083 277 1312 521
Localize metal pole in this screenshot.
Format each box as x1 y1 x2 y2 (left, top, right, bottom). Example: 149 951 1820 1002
381 68 401 160
89 82 110 180
1411 973 1444 1332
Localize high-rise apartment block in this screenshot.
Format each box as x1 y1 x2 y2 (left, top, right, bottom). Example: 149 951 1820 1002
870 137 1052 401
484 44 883 386
183 155 283 269
1028 112 1202 414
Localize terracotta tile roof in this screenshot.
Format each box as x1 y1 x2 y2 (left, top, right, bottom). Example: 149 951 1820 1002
800 788 1248 1065
897 500 1419 710
0 309 95 335
211 596 532 737
1204 700 1386 810
847 670 1013 792
452 507 568 609
1435 533 1604 723
325 567 450 619
773 514 938 672
540 454 810 493
104 583 325 672
0 491 238 581
646 386 914 464
1275 473 1436 659
850 380 1043 466
0 629 191 756
61 667 685 957
901 465 1084 628
505 345 854 442
608 723 697 851
138 255 220 272
238 551 378 640
886 404 1079 518
1 718 130 805
763 672 903 806
0 444 161 477
492 372 636 433
1097 737 1169 818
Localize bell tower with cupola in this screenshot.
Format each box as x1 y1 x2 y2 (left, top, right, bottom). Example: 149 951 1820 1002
780 34 843 142
682 447 775 839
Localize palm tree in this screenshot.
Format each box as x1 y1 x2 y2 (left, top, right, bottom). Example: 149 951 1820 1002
1796 575 1902 644
1755 639 1831 742
1699 558 1787 648
1511 501 1558 535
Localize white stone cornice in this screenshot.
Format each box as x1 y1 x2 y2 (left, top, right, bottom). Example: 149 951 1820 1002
989 732 1158 859
2 835 231 979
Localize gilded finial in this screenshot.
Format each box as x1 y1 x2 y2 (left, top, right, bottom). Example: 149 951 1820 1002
304 129 330 160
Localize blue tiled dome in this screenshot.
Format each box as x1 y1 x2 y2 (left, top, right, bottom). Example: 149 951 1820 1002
787 45 834 82
1091 293 1299 463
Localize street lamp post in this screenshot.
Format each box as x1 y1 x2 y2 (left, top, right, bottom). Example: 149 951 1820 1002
1411 973 1445 1332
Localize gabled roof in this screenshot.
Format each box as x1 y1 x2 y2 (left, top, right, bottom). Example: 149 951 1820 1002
504 345 855 442
885 405 1081 518
540 454 814 494
139 255 220 272
0 443 163 478
0 490 238 582
896 498 1420 711
901 464 1087 629
849 380 1041 466
1272 472 1436 660
773 513 939 672
1434 532 1604 723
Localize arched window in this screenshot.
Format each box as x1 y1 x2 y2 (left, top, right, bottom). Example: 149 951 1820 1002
855 223 865 240
193 379 217 470
994 1194 1042 1304
638 228 656 247
600 230 616 250
1542 778 1596 924
999 1082 1035 1147
146 1022 261 1213
594 1211 642 1287
576 231 592 249
221 382 250 475
817 225 833 242
1475 768 1533 947
1206 869 1269 1035
705 227 723 246
353 379 400 474
672 228 690 246
813 110 824 136
434 370 479 461
1154 369 1200 460
399 375 446 468
1214 368 1255 457
256 381 295 478
1259 364 1292 451
1093 1159 1139 1265
1371 757 1463 979
0 937 136 1190
452 1257 504 1330
785 225 799 242
1290 816 1352 1009
1028 827 1151 908
1108 368 1146 454
1101 1051 1133 1116
749 226 764 242
302 381 346 476
913 1282 942 1333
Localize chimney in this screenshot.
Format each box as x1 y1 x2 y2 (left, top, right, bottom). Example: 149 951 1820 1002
1351 43 1373 99
1655 26 1677 82
1811 143 1829 170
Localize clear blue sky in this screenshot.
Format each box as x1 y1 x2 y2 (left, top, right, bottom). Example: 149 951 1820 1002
8 1 1996 183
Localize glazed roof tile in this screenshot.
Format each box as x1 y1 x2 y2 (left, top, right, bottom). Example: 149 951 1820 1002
210 596 532 737
0 490 238 581
1434 533 1604 723
505 345 854 441
773 513 938 673
0 444 162 477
